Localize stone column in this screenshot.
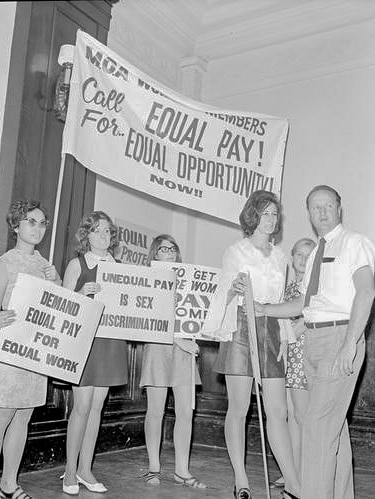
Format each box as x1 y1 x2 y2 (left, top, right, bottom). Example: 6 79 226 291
171 56 207 260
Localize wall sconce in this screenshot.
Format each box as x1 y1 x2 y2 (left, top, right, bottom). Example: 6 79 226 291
54 44 75 123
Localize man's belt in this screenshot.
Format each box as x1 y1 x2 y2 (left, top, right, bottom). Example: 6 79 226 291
305 320 349 329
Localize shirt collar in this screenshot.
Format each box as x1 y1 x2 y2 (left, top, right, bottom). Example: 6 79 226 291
319 223 343 243
85 251 114 266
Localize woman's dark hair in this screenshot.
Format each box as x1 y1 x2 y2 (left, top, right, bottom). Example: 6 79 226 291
239 190 282 237
6 199 49 239
146 234 182 266
75 211 118 256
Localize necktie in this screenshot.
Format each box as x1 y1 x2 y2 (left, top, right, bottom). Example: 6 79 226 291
304 237 326 307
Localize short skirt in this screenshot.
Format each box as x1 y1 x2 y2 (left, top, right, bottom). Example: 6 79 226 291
140 342 201 388
79 338 128 387
285 333 307 390
0 363 47 408
214 309 285 378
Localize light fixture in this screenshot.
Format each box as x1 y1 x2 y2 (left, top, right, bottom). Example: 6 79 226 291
54 44 75 122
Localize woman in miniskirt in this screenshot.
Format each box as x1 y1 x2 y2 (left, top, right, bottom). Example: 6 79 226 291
203 190 300 499
140 234 205 489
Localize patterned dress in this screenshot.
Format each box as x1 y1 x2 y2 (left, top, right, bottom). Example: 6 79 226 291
285 279 307 389
0 249 50 408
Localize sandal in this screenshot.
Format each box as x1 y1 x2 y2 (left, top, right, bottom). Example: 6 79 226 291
0 486 34 499
142 471 161 485
174 473 207 489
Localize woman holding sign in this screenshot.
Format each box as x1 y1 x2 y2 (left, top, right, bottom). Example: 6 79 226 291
203 191 300 499
140 234 206 489
0 199 60 499
61 211 128 495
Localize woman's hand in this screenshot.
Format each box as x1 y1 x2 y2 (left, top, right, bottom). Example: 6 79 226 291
79 282 101 296
174 338 199 356
229 272 247 298
292 318 306 339
277 339 288 362
44 264 58 281
0 310 16 329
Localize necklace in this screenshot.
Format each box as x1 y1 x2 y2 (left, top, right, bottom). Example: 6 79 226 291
250 240 272 257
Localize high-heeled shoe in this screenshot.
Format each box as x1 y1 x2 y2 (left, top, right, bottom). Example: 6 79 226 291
233 485 252 499
76 474 108 493
59 474 79 495
283 491 300 499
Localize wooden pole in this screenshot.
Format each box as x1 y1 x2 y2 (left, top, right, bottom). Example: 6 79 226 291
244 273 271 499
191 338 196 410
48 154 66 264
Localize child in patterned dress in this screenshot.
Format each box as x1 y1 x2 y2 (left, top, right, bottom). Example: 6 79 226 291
285 238 316 479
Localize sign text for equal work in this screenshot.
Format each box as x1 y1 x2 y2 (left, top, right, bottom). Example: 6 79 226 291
0 273 104 384
151 262 220 339
95 262 176 343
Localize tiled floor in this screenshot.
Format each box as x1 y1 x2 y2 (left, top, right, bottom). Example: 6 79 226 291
17 444 375 499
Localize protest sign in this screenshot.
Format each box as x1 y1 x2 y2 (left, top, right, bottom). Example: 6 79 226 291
95 262 176 343
62 31 288 225
114 218 159 266
151 261 220 339
0 273 104 384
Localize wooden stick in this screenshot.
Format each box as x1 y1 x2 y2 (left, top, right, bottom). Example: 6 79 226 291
48 154 66 264
244 273 271 499
191 338 196 410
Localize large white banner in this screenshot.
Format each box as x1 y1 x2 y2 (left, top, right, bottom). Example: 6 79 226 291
0 274 104 384
62 31 289 224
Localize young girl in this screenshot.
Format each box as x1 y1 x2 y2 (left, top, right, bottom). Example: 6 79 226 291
0 199 60 499
140 234 206 489
285 238 316 478
61 211 128 495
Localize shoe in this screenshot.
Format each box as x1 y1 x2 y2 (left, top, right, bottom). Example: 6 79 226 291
59 474 79 496
283 491 300 499
0 486 35 499
233 486 252 499
142 471 161 486
174 473 207 489
270 475 285 488
76 475 107 493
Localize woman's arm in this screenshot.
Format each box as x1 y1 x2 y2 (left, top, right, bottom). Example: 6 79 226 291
63 258 100 295
0 261 16 328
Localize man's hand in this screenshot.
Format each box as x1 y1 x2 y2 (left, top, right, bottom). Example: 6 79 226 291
277 339 288 362
254 301 266 315
332 338 357 376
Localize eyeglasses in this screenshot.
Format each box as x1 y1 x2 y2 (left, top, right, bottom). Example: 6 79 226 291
91 228 111 236
158 245 177 254
23 217 49 229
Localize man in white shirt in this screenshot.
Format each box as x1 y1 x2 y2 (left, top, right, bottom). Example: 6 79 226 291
258 185 375 499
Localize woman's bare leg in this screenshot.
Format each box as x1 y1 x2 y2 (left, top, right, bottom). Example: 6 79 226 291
224 375 253 490
262 378 300 496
